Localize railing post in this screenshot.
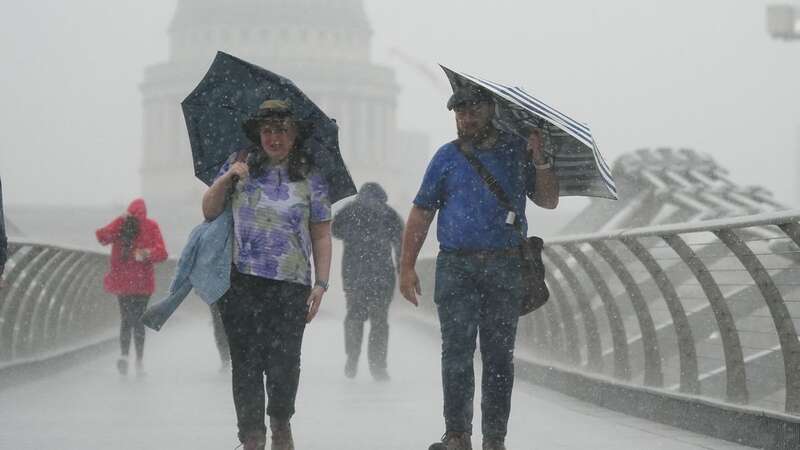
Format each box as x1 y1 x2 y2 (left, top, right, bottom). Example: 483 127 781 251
621 237 700 394
0 247 45 320
42 254 93 348
663 234 748 404
62 261 105 342
25 252 83 356
0 247 49 361
532 306 551 356
48 260 97 347
591 241 663 387
542 299 566 361
717 227 800 414
11 250 72 359
544 249 603 371
544 270 581 365
564 243 631 380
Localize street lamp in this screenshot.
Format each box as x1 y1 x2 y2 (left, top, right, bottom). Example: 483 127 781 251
767 4 800 40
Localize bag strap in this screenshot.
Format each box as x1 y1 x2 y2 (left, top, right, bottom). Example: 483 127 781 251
453 139 526 238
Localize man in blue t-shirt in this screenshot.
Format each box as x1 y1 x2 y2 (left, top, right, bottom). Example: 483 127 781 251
400 86 559 450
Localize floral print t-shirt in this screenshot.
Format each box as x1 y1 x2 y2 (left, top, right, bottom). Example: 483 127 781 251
216 155 331 286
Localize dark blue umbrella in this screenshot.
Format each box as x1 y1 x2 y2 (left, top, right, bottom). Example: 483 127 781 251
182 51 357 203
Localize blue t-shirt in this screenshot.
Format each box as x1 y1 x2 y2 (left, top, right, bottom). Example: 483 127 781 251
413 132 536 251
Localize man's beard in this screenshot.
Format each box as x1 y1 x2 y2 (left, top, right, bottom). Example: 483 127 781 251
457 122 495 144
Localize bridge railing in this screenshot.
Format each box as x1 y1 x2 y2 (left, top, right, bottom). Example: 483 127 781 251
535 209 800 415
0 240 174 368
417 209 800 417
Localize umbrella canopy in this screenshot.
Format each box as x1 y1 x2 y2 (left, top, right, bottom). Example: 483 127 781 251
182 51 357 203
441 65 617 200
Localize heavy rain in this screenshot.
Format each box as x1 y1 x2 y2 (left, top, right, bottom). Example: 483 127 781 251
1 1 799 449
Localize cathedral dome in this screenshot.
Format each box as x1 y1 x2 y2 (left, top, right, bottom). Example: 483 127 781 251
168 0 372 63
141 0 404 218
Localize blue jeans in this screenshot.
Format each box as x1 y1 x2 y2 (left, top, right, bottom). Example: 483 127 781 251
434 251 524 440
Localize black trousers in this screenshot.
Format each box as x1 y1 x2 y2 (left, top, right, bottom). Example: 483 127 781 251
217 270 310 441
209 303 230 364
344 285 392 371
117 295 149 360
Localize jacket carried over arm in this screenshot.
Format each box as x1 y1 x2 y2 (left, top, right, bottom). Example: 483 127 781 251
141 206 234 331
96 199 167 296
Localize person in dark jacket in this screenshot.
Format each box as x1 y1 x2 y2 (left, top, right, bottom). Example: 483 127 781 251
96 198 168 376
0 176 7 289
332 182 403 381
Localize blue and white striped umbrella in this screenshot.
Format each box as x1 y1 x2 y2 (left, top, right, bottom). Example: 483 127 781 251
441 65 618 200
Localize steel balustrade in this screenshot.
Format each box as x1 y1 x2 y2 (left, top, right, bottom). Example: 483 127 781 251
413 209 800 416
537 209 800 414
5 209 800 418
0 241 175 368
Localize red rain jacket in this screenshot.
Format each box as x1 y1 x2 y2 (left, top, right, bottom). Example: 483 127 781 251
95 199 168 296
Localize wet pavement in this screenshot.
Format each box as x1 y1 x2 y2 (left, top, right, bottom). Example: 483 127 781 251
0 300 751 450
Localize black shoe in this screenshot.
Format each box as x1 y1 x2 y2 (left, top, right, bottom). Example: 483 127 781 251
482 439 506 450
429 432 472 450
371 368 390 382
117 357 128 375
344 358 357 379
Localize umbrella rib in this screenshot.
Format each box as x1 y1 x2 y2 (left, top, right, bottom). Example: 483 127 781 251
498 85 593 145
461 72 594 145
468 72 592 136
455 70 617 198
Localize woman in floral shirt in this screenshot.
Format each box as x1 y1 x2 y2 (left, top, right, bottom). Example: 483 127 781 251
202 99 332 450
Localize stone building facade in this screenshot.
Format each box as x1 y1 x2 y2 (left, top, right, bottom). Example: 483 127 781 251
140 0 428 243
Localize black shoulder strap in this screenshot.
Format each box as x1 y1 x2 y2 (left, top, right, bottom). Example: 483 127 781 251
453 140 515 211
453 139 525 234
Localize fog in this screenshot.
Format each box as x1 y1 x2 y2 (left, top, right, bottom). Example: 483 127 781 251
1 2 796 449
0 0 798 208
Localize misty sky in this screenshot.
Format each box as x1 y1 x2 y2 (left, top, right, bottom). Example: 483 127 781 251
1 0 798 208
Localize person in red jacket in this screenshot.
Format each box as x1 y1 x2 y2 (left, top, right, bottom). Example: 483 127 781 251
96 198 167 376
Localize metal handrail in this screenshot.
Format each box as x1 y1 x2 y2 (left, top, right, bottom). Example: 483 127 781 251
545 209 800 244
531 208 800 414
413 209 800 416
0 241 175 368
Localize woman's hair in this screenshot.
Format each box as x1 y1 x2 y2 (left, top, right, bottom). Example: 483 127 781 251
249 118 313 181
119 215 139 260
286 147 311 182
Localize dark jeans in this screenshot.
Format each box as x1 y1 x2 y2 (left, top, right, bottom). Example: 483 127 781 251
344 286 392 371
117 295 150 360
209 303 230 365
434 251 524 441
217 270 310 442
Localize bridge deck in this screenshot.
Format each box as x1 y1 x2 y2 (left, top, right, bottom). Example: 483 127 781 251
0 302 749 449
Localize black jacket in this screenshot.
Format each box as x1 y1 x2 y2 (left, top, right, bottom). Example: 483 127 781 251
0 176 7 273
332 183 403 294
